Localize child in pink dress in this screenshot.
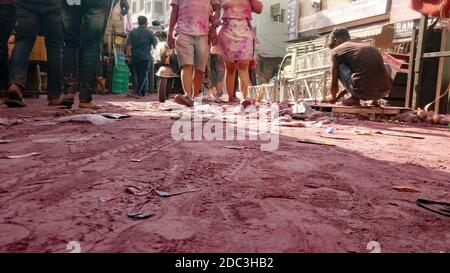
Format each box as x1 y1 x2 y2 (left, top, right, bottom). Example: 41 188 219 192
216 0 262 102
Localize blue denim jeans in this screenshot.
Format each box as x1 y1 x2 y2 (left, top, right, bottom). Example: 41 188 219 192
9 0 63 100
339 63 391 100
338 63 353 94
0 4 15 91
62 0 112 102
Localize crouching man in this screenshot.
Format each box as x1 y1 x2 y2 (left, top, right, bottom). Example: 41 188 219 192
327 27 393 106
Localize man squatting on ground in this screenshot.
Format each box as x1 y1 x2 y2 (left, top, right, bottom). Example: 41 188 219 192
326 27 393 106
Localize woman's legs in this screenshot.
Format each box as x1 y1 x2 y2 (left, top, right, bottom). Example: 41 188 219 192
236 60 250 100
224 60 236 102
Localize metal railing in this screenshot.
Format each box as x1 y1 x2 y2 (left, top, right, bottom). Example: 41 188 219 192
249 70 331 103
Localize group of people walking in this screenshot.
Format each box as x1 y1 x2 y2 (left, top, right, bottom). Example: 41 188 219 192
0 0 129 109
167 0 263 107
1 0 264 109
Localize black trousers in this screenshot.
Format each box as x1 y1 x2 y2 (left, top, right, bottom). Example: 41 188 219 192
133 60 150 96
62 0 111 102
9 0 63 99
0 4 15 91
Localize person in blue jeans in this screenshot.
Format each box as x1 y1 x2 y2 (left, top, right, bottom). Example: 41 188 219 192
4 0 63 107
0 0 15 93
126 16 158 97
61 0 129 109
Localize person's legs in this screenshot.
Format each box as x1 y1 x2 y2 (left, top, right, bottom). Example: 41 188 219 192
180 65 194 98
7 1 40 107
147 60 154 94
192 36 209 97
338 63 360 106
236 60 250 100
249 67 257 86
78 0 110 108
127 62 136 94
135 60 149 96
175 34 195 99
0 4 16 91
224 60 237 102
62 1 83 107
193 69 204 97
42 1 63 105
210 54 225 97
338 63 352 91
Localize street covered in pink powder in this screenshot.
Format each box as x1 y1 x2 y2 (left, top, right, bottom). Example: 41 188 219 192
0 94 449 253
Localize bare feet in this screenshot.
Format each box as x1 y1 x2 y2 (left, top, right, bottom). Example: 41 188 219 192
227 96 240 104
61 93 75 108
342 96 361 106
48 97 62 106
78 101 99 109
4 83 26 107
242 99 256 109
174 94 194 107
336 90 349 101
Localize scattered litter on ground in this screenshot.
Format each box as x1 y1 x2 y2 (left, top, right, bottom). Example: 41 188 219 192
69 145 77 154
392 111 421 123
0 118 23 126
416 198 450 217
154 189 197 198
0 140 13 144
278 116 293 123
374 131 425 139
100 193 119 202
56 114 114 125
130 159 143 162
125 185 154 196
392 186 421 193
224 145 246 150
170 113 183 120
352 128 372 135
4 152 41 159
100 113 131 120
67 134 100 143
279 121 305 128
297 138 335 146
32 138 63 143
32 121 58 126
127 212 153 220
417 108 450 125
319 135 351 140
327 127 335 134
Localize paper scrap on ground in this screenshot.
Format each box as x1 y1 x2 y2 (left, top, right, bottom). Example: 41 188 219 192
154 189 197 198
224 146 246 150
297 138 335 146
100 113 131 120
392 186 421 193
0 118 22 126
56 114 114 125
352 128 372 135
4 152 41 159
